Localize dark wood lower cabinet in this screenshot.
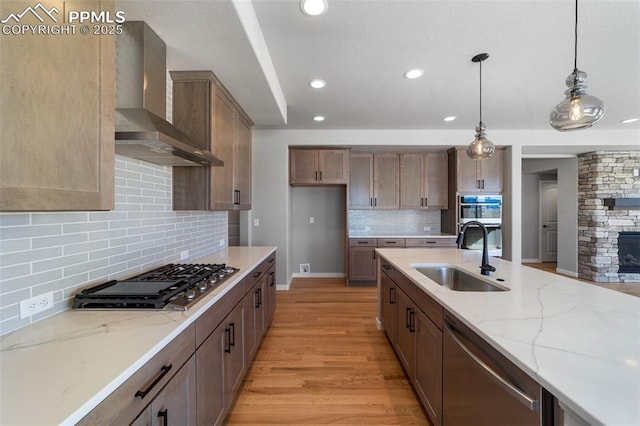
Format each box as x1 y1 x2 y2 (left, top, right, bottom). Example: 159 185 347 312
380 271 396 343
132 356 198 426
394 287 416 376
196 323 226 425
79 253 277 426
414 309 443 426
380 261 442 426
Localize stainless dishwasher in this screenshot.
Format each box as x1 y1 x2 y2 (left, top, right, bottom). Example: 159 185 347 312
443 312 554 426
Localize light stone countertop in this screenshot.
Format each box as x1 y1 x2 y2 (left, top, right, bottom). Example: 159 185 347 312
348 232 457 239
0 246 276 426
376 248 640 426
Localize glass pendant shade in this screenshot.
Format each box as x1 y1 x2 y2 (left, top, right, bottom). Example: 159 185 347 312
549 69 604 131
467 122 495 160
466 53 494 160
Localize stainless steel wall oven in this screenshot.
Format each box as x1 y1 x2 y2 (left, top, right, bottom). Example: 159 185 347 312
457 195 502 255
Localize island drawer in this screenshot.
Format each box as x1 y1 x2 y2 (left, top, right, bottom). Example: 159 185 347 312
377 238 406 247
405 238 457 248
380 259 395 281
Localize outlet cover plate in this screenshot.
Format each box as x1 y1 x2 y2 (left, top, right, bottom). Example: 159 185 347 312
20 292 54 319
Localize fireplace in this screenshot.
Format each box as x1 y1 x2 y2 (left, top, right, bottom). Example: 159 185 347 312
618 232 640 274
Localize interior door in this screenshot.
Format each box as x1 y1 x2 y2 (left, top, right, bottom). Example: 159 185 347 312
540 181 558 262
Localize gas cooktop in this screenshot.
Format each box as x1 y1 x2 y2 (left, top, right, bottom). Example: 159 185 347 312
72 263 238 310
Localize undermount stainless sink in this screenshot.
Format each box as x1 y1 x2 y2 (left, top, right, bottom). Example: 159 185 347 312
414 265 509 292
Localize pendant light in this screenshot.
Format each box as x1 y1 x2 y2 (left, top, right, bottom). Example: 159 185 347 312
549 0 604 131
467 53 495 160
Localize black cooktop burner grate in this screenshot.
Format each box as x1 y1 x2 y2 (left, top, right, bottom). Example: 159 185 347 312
72 263 236 310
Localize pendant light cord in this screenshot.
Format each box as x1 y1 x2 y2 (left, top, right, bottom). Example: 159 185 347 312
574 0 578 71
479 60 483 124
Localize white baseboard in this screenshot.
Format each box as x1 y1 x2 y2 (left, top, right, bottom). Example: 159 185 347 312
275 283 290 291
290 272 345 278
556 268 578 278
522 258 542 263
375 317 383 330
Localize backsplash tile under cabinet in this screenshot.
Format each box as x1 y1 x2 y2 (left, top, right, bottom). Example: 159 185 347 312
0 155 227 336
348 209 442 235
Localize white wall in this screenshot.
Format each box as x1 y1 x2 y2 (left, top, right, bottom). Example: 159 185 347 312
250 128 637 284
522 158 578 274
291 187 345 274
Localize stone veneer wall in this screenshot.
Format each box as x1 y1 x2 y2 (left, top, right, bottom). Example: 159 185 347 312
577 151 640 283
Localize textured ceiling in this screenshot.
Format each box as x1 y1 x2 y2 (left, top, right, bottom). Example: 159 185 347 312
117 0 640 133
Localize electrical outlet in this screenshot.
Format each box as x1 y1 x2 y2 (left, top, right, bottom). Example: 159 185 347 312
219 239 226 247
20 292 54 319
423 226 432 231
253 218 260 227
180 250 189 260
300 263 310 273
364 226 371 231
309 216 315 224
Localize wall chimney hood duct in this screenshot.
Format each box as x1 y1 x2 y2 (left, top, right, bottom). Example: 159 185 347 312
115 21 223 167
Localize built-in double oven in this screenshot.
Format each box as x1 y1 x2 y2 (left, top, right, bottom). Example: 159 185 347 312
457 195 502 256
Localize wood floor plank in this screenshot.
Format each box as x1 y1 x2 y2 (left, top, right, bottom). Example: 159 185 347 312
225 277 428 425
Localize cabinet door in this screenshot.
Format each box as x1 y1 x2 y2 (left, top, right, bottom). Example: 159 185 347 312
400 153 425 209
348 246 377 281
212 89 237 209
224 303 245 407
234 113 252 209
394 288 415 376
456 150 481 193
0 0 114 211
380 272 397 344
264 267 277 327
318 149 349 184
374 153 400 209
150 356 197 426
349 153 374 209
196 325 225 425
243 288 257 364
414 309 443 426
290 149 319 184
425 152 448 209
478 149 503 192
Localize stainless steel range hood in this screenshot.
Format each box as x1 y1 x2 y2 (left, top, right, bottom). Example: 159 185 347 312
115 21 222 167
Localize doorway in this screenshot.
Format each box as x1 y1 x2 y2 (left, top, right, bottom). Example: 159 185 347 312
539 181 558 262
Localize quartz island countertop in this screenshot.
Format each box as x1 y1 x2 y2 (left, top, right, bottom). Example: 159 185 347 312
376 248 640 426
0 246 276 426
348 231 456 239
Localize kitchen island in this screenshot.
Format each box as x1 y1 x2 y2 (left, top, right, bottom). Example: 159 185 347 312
376 248 640 426
0 246 276 425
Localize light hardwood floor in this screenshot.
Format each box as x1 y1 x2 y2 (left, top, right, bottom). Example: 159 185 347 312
525 262 640 298
225 278 428 425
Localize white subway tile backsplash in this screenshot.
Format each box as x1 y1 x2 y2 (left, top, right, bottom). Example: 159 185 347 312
0 155 228 336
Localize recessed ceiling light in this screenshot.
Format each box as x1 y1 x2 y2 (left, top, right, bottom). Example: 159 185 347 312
313 115 325 122
300 0 327 16
309 79 326 89
404 69 424 79
620 118 639 124
443 116 457 122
